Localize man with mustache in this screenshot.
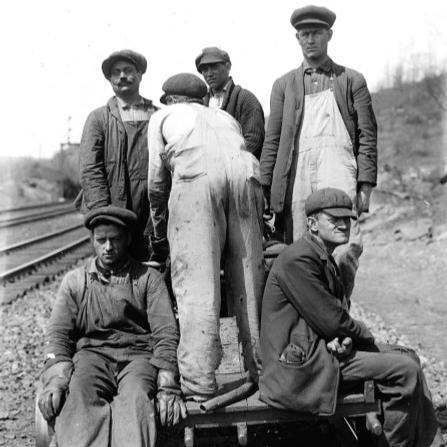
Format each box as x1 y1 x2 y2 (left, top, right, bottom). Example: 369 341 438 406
260 188 443 447
77 50 158 261
195 46 265 159
260 6 378 298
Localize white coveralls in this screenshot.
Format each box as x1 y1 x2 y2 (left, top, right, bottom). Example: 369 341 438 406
291 79 362 298
148 103 264 396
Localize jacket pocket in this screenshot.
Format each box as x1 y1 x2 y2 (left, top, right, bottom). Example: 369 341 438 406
279 343 306 366
260 337 339 415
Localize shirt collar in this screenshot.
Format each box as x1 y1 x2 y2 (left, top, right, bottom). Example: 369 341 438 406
210 77 232 97
88 256 131 283
116 95 145 110
303 233 329 261
303 57 332 75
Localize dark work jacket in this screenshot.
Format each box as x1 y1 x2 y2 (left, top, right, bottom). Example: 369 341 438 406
204 78 265 159
78 96 158 228
259 234 375 415
260 61 377 213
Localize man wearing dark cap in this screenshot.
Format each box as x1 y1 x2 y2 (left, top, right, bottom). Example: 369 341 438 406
37 205 186 447
147 73 264 400
195 46 265 159
260 6 378 299
77 49 158 261
260 188 442 446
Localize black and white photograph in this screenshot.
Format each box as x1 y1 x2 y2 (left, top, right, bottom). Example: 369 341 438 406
0 0 446 446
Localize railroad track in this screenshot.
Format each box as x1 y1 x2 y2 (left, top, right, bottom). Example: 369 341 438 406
0 204 92 305
0 201 75 229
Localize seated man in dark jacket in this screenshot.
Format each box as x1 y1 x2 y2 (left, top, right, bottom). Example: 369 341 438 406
259 188 443 447
37 206 186 447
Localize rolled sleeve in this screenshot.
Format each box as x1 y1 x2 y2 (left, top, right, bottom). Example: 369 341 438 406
146 270 179 372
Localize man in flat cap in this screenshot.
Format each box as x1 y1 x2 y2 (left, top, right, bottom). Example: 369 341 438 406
260 188 443 447
77 49 158 261
195 46 265 159
260 6 378 298
37 205 186 447
147 73 264 400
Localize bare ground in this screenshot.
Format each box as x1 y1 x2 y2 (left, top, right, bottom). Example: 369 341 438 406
1 195 446 445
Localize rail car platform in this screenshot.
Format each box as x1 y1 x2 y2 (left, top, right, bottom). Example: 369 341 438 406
36 316 381 447
175 317 381 447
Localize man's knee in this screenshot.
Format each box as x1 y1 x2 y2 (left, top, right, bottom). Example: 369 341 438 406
392 354 421 398
118 365 157 401
120 379 155 400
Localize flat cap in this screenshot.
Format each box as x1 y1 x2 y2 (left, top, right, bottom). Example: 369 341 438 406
305 188 357 219
101 49 147 79
290 5 336 30
195 47 231 73
160 73 208 104
84 206 137 230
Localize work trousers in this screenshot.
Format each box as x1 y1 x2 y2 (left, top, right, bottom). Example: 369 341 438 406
168 154 264 396
55 350 157 447
340 343 440 447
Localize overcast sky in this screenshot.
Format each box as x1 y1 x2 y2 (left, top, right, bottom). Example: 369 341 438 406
1 0 447 158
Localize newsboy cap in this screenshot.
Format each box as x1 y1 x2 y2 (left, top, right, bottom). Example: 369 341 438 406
305 188 357 219
290 5 336 30
160 73 208 105
84 206 138 230
195 47 231 73
101 49 147 79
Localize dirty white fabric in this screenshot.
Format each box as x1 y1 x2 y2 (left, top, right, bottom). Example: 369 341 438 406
148 104 264 395
291 85 362 298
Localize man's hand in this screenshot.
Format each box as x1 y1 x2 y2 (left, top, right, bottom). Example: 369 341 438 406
326 337 352 358
356 183 373 216
38 361 73 421
262 186 273 221
156 391 187 426
156 369 187 426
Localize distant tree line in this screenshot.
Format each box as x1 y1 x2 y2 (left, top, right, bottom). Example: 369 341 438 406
379 52 447 111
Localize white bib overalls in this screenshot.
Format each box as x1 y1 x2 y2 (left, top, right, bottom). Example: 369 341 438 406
291 81 363 297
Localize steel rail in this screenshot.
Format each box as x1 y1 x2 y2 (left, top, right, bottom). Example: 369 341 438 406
0 223 84 255
0 201 68 215
0 235 90 282
0 206 76 229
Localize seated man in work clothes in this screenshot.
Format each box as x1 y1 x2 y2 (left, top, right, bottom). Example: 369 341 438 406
37 206 186 447
259 188 443 447
147 73 264 400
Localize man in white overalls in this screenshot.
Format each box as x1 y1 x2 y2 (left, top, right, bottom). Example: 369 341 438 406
260 5 378 299
147 73 264 400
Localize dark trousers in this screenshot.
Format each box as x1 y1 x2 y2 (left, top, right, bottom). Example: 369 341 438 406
55 350 157 447
340 343 440 447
